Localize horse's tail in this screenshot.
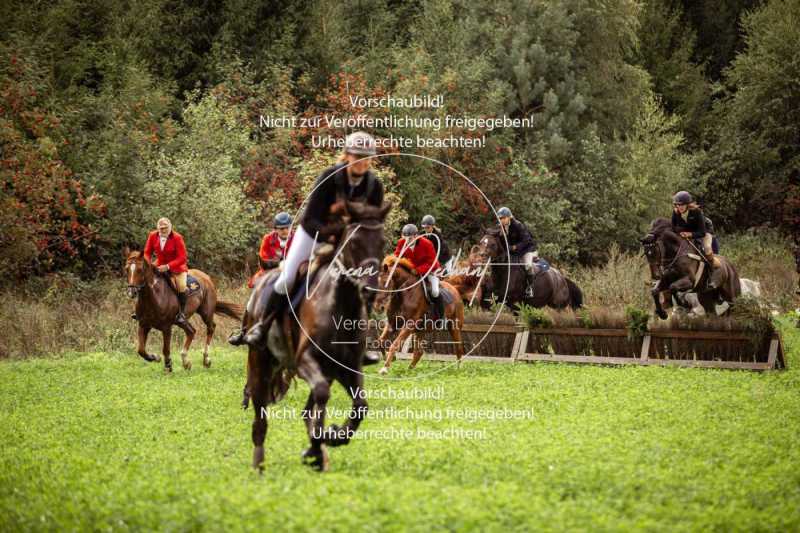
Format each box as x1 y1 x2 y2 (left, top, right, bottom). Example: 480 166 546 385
565 278 583 309
215 300 244 321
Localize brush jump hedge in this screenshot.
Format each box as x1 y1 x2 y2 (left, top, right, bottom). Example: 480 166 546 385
366 321 787 371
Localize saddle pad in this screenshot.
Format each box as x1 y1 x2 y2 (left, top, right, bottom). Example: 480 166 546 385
532 259 550 276
186 274 202 295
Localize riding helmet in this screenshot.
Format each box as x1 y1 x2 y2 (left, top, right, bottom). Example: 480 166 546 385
672 191 693 205
345 131 377 156
402 224 418 237
421 215 436 227
497 207 513 218
273 212 292 228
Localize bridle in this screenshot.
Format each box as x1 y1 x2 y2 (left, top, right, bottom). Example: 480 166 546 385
643 233 686 279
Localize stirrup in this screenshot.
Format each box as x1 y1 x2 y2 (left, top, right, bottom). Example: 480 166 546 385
228 328 247 346
525 285 534 298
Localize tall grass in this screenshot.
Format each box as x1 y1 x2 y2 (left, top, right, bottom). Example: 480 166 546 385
0 272 247 359
1 235 796 359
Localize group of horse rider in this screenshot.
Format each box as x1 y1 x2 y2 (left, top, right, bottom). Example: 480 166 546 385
137 130 723 335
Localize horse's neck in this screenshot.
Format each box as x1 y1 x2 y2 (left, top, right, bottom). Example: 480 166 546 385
661 231 685 260
332 273 363 315
141 269 170 304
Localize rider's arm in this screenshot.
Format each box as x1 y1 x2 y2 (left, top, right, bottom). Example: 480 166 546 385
394 239 405 256
299 166 339 236
366 177 385 206
167 234 187 271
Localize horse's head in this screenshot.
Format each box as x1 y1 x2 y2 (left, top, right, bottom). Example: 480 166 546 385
330 200 392 292
640 218 676 281
123 247 152 298
476 227 505 262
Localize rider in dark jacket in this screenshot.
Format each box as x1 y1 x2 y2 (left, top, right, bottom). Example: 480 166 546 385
671 191 718 267
229 132 384 360
497 207 539 297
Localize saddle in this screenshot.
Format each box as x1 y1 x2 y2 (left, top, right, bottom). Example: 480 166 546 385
162 272 203 296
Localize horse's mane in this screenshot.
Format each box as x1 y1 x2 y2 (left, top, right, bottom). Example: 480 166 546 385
382 255 416 274
649 217 673 237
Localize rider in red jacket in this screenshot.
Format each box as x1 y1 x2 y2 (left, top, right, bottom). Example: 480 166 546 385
394 224 444 317
248 212 294 289
142 217 193 331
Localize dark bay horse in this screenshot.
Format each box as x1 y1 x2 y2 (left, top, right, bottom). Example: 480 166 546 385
374 256 465 374
641 218 741 319
476 228 583 310
124 249 242 371
245 201 392 472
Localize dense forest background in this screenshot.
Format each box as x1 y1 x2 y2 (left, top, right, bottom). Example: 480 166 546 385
1 0 798 280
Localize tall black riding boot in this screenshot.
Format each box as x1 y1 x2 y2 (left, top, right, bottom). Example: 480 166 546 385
175 292 195 334
227 310 250 346
243 289 288 346
434 294 445 319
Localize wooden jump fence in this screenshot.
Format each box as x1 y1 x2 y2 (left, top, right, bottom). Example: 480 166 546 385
366 323 787 371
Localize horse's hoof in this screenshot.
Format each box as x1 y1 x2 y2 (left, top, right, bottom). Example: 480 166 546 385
152 354 162 362
203 358 211 369
378 366 389 375
252 446 265 471
164 365 172 374
183 359 192 371
302 446 329 471
655 309 667 320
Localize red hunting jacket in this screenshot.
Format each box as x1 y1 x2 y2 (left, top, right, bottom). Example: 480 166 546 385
394 236 441 276
259 231 293 263
143 230 188 273
248 230 294 288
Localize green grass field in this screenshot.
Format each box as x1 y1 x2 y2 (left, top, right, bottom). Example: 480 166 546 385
1 321 799 531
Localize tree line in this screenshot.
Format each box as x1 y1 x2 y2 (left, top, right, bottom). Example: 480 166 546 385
1 0 797 280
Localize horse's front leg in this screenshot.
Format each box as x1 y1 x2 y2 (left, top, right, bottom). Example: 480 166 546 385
137 325 159 363
179 322 195 371
248 346 269 471
650 280 670 320
377 320 394 361
379 325 414 375
297 350 330 472
161 328 173 372
669 277 696 314
326 370 367 447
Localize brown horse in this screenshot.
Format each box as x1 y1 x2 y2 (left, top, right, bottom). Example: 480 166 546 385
641 218 741 319
445 245 493 309
124 249 242 371
245 201 392 471
476 228 583 310
374 256 464 374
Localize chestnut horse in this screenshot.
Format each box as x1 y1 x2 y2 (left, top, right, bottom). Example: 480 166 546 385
445 245 493 309
245 201 392 471
374 256 464 374
124 249 242 371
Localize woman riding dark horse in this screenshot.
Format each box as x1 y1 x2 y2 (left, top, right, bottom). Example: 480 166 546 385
229 130 384 353
244 200 392 471
641 218 741 319
476 216 583 310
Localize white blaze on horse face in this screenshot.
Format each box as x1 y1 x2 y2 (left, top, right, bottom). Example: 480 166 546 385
129 262 136 284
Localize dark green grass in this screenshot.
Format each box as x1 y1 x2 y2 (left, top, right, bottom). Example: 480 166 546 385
1 321 799 531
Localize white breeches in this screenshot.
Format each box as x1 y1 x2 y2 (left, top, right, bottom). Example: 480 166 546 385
274 225 316 295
